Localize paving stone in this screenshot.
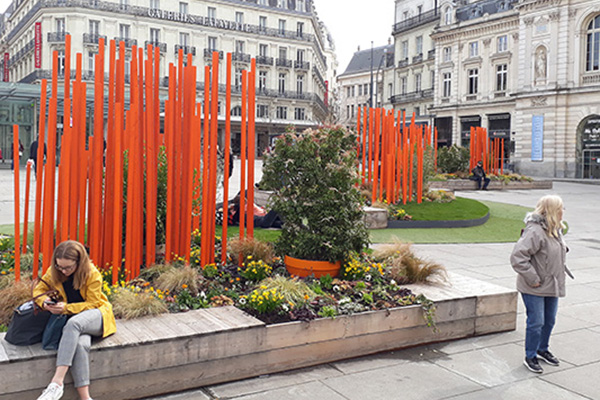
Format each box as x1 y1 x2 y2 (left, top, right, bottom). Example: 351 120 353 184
226 381 348 400
143 390 211 400
322 361 482 400
441 377 590 400
541 362 600 400
560 302 600 325
547 329 600 366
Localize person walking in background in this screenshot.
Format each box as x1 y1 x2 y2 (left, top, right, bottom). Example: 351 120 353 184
511 195 573 373
29 136 47 177
11 139 24 171
470 160 490 190
34 241 116 400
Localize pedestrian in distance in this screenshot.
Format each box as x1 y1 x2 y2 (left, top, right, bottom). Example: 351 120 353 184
29 136 47 178
510 195 573 373
470 160 490 190
34 240 116 400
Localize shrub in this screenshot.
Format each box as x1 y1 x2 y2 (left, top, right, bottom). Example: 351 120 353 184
154 266 201 295
244 286 284 314
0 278 35 325
238 258 272 282
437 145 470 173
373 240 447 284
228 238 275 265
258 275 316 306
110 287 168 319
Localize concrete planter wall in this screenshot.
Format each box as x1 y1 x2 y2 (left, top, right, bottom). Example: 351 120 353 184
430 179 552 191
0 273 516 400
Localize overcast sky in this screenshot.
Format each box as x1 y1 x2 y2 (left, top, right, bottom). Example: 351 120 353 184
0 0 395 73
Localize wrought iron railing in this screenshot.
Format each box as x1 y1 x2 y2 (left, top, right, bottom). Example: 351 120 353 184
276 58 292 68
294 60 310 70
175 45 196 56
83 33 107 45
144 40 167 53
256 55 273 66
392 8 438 34
48 31 68 42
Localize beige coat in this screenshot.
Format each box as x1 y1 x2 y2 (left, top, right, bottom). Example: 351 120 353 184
510 213 572 297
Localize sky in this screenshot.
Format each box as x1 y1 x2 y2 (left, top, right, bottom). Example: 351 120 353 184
0 0 395 73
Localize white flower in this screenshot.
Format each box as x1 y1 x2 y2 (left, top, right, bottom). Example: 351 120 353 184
339 297 351 305
333 285 340 292
282 304 289 312
390 279 397 286
239 297 247 305
365 274 372 282
200 291 206 298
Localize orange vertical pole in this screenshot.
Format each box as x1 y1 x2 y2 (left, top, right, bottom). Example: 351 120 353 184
90 38 104 265
361 107 367 185
200 66 211 267
501 138 505 175
182 60 196 263
247 59 256 239
371 108 380 204
402 111 407 205
32 81 47 279
13 125 21 282
112 104 124 285
145 49 157 268
209 52 221 259
165 63 176 262
408 117 415 202
222 53 232 264
368 108 373 185
356 107 361 162
22 161 32 254
102 40 116 269
239 70 247 244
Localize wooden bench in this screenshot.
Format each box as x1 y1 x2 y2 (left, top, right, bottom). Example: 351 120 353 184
1 273 517 400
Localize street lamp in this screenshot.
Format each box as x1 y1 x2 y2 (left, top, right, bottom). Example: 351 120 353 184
369 41 374 108
376 48 388 107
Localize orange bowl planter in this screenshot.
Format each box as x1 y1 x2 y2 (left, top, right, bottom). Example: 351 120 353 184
284 255 341 278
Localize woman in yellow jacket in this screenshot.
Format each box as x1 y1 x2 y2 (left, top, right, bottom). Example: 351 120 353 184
33 240 116 400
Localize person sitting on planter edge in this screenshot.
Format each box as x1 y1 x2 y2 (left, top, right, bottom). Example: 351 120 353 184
34 240 116 400
470 160 490 190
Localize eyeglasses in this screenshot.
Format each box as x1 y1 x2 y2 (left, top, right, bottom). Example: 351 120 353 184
55 262 77 273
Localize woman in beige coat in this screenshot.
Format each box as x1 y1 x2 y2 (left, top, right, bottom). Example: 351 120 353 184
510 195 572 373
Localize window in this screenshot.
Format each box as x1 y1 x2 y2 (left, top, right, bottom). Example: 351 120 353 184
235 40 245 54
259 16 267 31
89 20 99 35
56 18 65 33
235 68 242 89
276 106 287 119
279 47 287 60
208 36 217 51
296 0 305 12
235 12 244 24
358 85 363 96
400 77 407 94
277 0 286 8
259 71 267 91
387 83 392 100
416 36 423 55
257 104 269 118
179 2 188 14
150 28 160 43
119 24 130 39
258 0 267 5
443 46 451 62
468 68 478 94
259 44 268 57
347 105 350 119
469 41 478 57
414 106 420 117
119 0 128 10
351 104 355 118
415 73 422 92
431 70 435 88
347 86 351 97
496 64 507 91
586 15 600 71
297 49 305 62
207 7 216 20
278 19 286 35
351 85 355 97
497 35 508 53
364 83 369 94
443 73 451 97
297 22 304 36
403 11 409 20
88 50 95 73
278 72 286 93
179 32 189 46
295 107 306 120
149 0 159 10
401 41 409 60
57 50 65 75
444 6 453 25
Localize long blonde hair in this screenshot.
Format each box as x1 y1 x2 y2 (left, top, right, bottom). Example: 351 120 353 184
50 240 92 290
533 195 564 238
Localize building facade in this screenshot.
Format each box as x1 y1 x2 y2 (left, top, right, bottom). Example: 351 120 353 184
0 0 334 160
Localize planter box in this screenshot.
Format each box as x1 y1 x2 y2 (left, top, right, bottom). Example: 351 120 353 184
0 273 516 400
430 179 552 191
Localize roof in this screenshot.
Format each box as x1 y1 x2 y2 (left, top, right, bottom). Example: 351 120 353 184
339 44 394 77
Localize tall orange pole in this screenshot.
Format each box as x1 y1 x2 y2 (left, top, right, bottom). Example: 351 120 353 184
165 63 176 262
22 161 32 254
200 66 211 267
501 138 505 175
368 107 374 184
372 108 380 204
208 52 221 261
13 125 21 282
112 104 124 285
222 53 232 264
361 107 367 184
247 59 256 239
239 69 247 242
32 80 47 279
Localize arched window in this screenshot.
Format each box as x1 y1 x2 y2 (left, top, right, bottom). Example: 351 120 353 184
444 6 453 25
586 15 600 71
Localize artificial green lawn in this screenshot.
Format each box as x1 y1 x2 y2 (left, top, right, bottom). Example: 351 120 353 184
401 197 489 221
1 199 531 246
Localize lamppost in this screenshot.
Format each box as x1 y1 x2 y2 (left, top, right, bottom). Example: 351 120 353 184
369 41 374 108
376 48 387 107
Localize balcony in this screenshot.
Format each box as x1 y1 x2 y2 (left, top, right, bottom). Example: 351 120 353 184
312 65 325 89
114 37 137 47
232 52 251 63
175 45 196 56
47 31 68 43
203 48 223 59
276 58 292 68
412 53 423 64
10 39 35 66
390 88 433 104
427 49 435 60
145 40 167 53
83 33 107 45
294 60 310 70
256 55 274 66
398 58 409 68
393 8 439 34
582 72 600 85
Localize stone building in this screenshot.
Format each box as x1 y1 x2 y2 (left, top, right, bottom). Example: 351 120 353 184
0 0 335 161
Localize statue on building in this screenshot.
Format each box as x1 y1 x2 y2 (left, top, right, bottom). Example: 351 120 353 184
535 47 547 80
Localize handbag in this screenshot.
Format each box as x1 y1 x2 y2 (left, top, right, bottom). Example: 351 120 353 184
4 277 63 346
42 314 69 350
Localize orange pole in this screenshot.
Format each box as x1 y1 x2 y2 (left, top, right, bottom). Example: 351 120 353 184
165 63 176 262
209 52 221 258
368 107 373 184
22 161 32 254
200 66 210 267
13 125 21 282
222 52 232 264
361 107 367 184
239 69 247 242
181 59 196 263
501 138 505 175
356 107 361 161
145 50 157 268
372 108 380 204
112 104 124 285
32 80 47 279
247 59 256 239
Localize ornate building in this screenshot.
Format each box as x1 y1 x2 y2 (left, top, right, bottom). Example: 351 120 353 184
0 0 334 160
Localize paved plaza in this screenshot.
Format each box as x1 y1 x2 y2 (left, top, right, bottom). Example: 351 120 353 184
2 166 600 399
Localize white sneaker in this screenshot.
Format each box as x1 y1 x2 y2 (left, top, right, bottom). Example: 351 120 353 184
37 382 64 400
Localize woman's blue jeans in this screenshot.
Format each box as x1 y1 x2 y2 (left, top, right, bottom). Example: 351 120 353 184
521 293 559 359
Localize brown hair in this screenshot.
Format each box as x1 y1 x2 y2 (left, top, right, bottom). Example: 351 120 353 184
50 240 92 290
533 195 565 238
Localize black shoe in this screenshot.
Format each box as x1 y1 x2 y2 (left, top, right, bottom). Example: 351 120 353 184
524 357 543 373
537 350 559 366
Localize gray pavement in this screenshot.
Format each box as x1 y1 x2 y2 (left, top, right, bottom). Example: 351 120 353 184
2 167 600 399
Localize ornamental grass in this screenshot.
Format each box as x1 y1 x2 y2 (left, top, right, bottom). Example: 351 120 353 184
373 240 447 284
110 286 168 319
257 275 316 306
154 266 201 295
0 278 33 326
228 237 275 265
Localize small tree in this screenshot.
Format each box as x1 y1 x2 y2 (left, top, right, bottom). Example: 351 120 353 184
437 145 470 173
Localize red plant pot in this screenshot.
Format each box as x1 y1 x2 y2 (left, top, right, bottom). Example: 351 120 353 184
284 255 341 278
